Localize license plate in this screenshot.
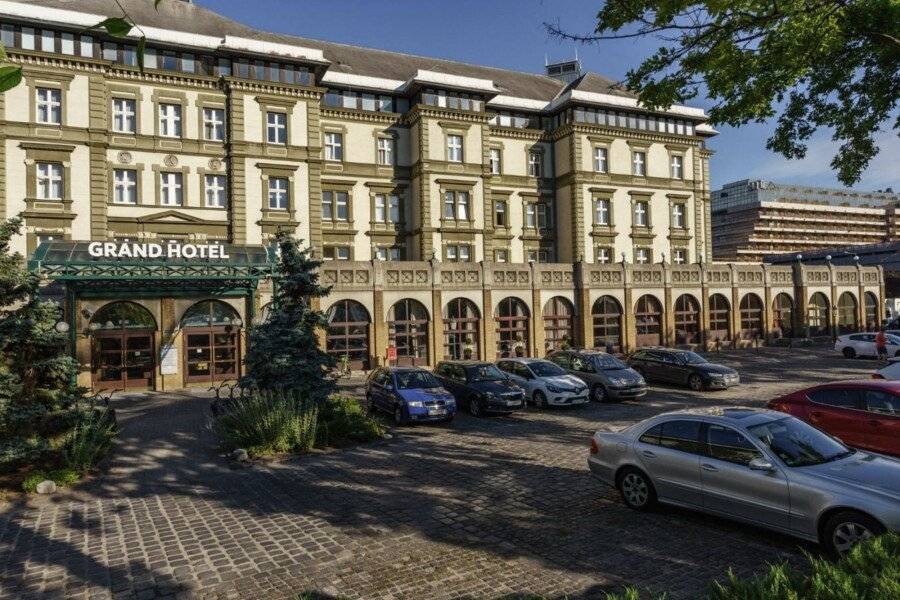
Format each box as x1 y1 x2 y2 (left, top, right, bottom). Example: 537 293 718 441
505 400 521 406
428 409 446 416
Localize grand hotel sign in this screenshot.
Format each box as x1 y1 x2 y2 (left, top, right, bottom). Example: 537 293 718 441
87 241 231 260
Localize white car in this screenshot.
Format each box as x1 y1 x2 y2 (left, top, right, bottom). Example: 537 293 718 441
496 358 589 407
835 333 900 359
873 357 900 380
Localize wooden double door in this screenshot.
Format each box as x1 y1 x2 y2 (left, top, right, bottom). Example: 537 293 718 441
92 330 155 391
183 326 240 384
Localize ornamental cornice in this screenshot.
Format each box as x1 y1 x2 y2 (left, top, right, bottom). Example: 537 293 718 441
222 77 324 98
487 126 545 141
402 104 491 126
321 107 403 124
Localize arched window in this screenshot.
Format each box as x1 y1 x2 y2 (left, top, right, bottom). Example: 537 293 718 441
674 294 701 345
444 298 480 360
635 295 663 347
388 299 429 366
326 300 370 369
773 293 794 338
592 295 622 351
837 292 858 335
739 293 763 339
543 296 575 352
90 301 157 391
808 292 830 337
708 294 731 343
865 292 879 330
181 300 242 384
496 297 530 358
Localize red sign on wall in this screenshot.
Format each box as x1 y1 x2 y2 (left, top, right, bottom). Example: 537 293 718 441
386 345 397 362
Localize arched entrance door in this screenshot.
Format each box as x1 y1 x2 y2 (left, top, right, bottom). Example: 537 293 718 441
808 292 830 336
739 293 763 339
865 292 879 330
181 300 242 384
543 296 575 352
496 297 530 358
773 293 794 338
674 294 701 344
444 298 480 360
90 301 157 391
708 294 731 344
326 300 371 369
635 295 663 347
388 299 429 366
592 295 622 352
837 292 858 335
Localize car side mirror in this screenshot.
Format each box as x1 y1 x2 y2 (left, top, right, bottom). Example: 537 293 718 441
748 457 774 472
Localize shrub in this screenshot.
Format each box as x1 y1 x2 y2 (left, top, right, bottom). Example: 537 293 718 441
213 389 318 456
22 467 81 492
61 407 117 473
316 395 385 447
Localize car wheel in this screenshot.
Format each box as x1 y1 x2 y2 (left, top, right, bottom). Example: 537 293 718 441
468 396 482 417
617 468 657 511
688 374 704 391
533 390 547 408
842 347 856 359
592 385 607 403
393 404 407 427
823 511 884 556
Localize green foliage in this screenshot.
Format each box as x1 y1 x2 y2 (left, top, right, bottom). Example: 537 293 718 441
22 467 80 493
551 1 900 185
90 17 134 37
61 407 118 473
316 395 386 447
241 232 335 401
214 389 319 456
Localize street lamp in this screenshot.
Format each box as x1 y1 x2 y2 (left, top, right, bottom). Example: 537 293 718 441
54 320 70 333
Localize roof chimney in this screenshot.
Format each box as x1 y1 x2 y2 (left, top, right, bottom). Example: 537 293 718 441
545 57 582 84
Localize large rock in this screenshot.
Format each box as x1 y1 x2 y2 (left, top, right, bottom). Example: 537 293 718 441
36 480 57 494
230 448 249 463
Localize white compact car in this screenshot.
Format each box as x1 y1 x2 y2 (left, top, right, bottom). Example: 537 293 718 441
496 358 589 407
835 333 900 359
873 357 900 380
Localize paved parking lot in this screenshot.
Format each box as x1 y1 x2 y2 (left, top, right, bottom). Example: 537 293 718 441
0 347 879 599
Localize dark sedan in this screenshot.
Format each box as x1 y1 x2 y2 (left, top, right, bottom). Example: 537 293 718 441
627 348 739 391
433 361 525 416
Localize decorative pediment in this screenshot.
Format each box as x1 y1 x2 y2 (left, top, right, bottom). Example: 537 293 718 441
137 211 209 224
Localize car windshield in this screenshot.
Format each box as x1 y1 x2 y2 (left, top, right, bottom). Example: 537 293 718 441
595 355 627 370
747 417 854 467
677 352 708 365
529 361 566 377
395 371 441 390
468 365 506 381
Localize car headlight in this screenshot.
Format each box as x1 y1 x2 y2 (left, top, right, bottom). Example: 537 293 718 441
547 383 563 393
637 377 646 385
407 400 424 408
482 392 495 400
709 373 725 379
610 378 627 386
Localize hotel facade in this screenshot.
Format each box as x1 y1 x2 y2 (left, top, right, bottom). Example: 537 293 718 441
1 0 884 391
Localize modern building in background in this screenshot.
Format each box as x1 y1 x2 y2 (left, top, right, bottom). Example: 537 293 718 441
712 179 900 262
1 0 883 391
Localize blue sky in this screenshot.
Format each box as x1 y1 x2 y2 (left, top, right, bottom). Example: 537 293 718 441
200 0 897 192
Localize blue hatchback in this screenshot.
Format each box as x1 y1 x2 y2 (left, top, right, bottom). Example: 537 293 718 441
365 367 457 425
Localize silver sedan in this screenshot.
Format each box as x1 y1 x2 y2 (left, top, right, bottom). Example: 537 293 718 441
587 407 900 554
497 358 589 407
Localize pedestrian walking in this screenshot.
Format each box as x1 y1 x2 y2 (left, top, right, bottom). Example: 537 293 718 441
876 328 888 361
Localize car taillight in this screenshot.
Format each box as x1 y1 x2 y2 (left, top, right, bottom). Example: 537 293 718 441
768 401 789 413
872 373 885 379
590 438 599 454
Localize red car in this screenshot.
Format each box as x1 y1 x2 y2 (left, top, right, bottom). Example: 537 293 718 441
767 380 900 457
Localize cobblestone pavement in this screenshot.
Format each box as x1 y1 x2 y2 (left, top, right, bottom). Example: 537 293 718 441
0 348 878 600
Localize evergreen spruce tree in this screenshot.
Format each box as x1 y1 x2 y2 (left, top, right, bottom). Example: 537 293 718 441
0 217 80 468
242 231 336 401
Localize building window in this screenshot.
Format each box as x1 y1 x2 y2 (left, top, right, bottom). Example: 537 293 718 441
526 202 550 229
489 148 501 174
374 246 402 261
527 249 551 263
671 155 684 179
528 151 542 177
322 190 349 221
112 98 136 133
159 103 182 137
112 169 137 204
443 190 470 220
205 174 227 208
267 112 287 145
634 247 650 264
36 162 63 200
324 132 343 160
447 134 463 162
672 203 686 228
377 137 394 165
632 151 646 176
673 249 687 264
596 247 612 264
323 246 351 261
203 108 225 141
594 199 610 225
373 193 401 224
494 200 507 227
495 249 508 263
445 244 472 262
594 147 608 173
634 200 649 227
36 88 61 124
160 172 183 206
268 177 290 210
